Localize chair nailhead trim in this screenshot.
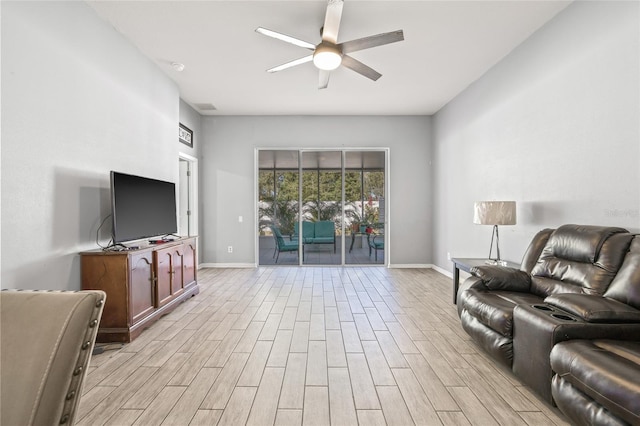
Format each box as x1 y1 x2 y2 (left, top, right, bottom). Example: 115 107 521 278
81 341 91 350
60 414 69 424
73 366 83 376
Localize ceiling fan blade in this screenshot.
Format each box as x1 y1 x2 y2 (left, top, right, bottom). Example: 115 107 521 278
256 27 315 50
318 70 331 90
340 30 404 54
322 0 344 44
267 55 313 73
341 55 382 81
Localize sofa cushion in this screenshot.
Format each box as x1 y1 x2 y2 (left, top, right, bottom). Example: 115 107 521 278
464 291 515 337
552 375 629 426
530 276 583 298
530 225 632 296
545 294 640 323
312 237 334 244
550 340 640 425
605 237 640 310
471 266 531 292
520 228 554 273
536 224 628 264
302 221 315 239
314 221 334 237
463 290 542 337
460 310 514 367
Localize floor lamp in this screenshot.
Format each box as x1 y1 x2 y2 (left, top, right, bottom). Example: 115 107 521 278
473 201 516 265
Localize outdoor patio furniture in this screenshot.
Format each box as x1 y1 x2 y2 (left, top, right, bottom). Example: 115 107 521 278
292 221 315 242
270 226 299 262
293 221 336 252
368 233 384 261
349 228 368 253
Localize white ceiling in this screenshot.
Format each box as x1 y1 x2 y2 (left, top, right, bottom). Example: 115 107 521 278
88 0 571 116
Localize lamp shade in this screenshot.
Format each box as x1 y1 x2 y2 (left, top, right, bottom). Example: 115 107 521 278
473 201 516 225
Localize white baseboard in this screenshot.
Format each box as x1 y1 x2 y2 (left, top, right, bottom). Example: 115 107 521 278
430 264 452 278
388 264 431 269
199 263 256 268
198 263 454 276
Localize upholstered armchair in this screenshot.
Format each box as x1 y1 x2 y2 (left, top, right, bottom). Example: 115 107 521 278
1 289 106 426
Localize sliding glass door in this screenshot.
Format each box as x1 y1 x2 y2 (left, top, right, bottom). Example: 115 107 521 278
344 151 385 265
258 149 387 266
301 151 342 265
258 151 300 265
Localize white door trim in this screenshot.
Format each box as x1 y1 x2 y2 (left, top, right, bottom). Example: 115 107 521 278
179 153 199 263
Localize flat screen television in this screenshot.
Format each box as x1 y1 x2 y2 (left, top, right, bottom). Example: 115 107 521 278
110 171 178 244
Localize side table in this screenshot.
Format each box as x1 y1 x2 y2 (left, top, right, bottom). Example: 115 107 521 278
349 232 368 253
451 258 520 304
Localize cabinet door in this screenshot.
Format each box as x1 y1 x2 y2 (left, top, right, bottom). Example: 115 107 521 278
183 240 197 289
154 248 173 307
129 252 155 323
171 247 184 296
81 254 128 330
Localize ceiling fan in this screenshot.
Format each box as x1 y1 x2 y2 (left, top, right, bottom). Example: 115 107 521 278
256 0 404 89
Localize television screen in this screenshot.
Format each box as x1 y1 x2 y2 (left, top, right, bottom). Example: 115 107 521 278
111 171 177 243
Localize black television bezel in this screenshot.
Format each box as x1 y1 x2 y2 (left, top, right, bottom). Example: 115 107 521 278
110 171 178 244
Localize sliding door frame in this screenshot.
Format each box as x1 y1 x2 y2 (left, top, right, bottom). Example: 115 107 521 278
255 147 390 267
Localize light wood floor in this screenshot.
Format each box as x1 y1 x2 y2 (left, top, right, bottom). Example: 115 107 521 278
78 267 568 426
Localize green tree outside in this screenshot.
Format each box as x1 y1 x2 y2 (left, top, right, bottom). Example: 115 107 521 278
259 168 384 234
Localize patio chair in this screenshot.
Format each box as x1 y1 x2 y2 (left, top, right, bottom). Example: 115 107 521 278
270 226 299 262
368 233 385 261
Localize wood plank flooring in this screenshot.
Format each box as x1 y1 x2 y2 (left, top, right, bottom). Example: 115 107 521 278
79 267 569 425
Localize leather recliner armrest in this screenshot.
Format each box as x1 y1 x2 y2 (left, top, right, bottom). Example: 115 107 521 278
545 293 640 323
470 265 531 292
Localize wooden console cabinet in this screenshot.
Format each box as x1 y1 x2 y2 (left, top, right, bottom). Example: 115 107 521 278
80 237 199 343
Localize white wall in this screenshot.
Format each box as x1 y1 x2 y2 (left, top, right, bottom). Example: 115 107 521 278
1 2 181 289
5 1 636 288
432 0 640 272
201 116 432 266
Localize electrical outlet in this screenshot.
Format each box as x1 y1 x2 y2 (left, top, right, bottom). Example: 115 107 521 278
447 252 451 260
238 216 243 223
228 246 233 253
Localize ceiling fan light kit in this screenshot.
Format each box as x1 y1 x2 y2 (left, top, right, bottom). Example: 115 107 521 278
313 43 342 71
256 0 404 89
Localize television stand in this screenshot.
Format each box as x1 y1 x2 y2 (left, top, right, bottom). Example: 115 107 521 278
80 236 199 343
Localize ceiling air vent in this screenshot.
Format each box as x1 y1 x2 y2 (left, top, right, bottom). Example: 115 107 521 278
194 103 217 111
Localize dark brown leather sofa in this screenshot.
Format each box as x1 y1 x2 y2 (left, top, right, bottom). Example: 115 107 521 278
549 234 640 426
456 224 640 407
551 339 640 426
